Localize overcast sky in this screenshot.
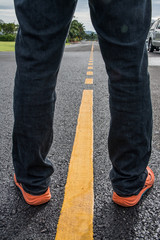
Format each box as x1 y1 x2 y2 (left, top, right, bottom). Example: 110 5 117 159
0 0 160 31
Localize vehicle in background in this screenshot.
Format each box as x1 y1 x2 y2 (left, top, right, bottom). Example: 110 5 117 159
148 18 160 52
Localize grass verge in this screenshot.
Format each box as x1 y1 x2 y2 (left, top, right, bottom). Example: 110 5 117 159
0 41 70 52
0 42 15 52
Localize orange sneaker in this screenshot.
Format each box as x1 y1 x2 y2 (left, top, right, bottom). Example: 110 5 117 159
112 166 155 207
14 174 51 206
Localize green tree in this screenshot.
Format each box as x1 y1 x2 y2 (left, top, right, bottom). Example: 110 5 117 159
0 21 18 41
67 19 86 42
2 23 16 35
85 32 98 41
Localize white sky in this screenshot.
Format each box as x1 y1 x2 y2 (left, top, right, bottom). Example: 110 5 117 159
0 0 160 31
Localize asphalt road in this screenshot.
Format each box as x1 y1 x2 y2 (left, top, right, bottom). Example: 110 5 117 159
0 42 160 240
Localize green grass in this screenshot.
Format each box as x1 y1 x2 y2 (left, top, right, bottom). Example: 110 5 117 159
0 41 70 52
0 41 15 52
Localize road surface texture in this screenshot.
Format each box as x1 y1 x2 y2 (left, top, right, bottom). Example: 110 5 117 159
0 42 160 240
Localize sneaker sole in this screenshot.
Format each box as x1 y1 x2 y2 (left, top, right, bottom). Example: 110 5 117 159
112 166 155 207
14 174 51 206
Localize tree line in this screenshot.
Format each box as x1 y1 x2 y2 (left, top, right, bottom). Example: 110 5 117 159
66 19 97 42
0 19 97 42
0 21 18 41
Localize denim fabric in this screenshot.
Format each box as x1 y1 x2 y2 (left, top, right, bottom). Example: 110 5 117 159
89 0 152 196
13 0 152 196
13 0 78 195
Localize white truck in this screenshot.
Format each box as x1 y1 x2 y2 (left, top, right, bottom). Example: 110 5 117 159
148 18 160 52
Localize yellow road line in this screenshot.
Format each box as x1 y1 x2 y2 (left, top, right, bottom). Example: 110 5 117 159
90 43 94 60
91 43 94 52
88 66 93 70
55 90 94 240
85 78 93 85
87 71 93 76
86 43 94 84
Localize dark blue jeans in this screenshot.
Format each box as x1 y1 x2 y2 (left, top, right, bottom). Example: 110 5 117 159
13 0 152 196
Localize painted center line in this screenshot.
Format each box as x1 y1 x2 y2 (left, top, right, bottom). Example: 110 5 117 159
85 78 93 84
87 71 93 76
55 90 94 240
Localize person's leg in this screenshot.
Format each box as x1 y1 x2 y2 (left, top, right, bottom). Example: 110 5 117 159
13 0 77 196
89 0 153 196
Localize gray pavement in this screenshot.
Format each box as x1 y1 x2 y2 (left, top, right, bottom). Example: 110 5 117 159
0 42 160 240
